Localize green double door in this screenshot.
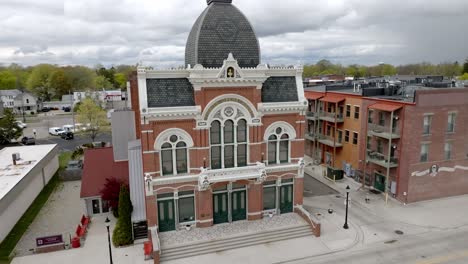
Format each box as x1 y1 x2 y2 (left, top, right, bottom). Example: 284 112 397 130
280 185 293 214
158 199 175 232
213 190 246 224
374 173 386 192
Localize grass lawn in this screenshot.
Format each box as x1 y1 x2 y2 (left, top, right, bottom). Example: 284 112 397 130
0 152 71 263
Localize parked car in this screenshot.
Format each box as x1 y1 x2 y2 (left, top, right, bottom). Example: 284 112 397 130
21 136 35 145
60 160 83 181
15 121 27 129
60 131 74 140
41 107 50 112
49 127 65 136
63 107 71 112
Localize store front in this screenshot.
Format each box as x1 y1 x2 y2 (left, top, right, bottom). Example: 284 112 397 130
263 178 294 215
157 190 196 232
212 183 247 225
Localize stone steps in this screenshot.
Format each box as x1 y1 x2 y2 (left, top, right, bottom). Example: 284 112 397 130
160 224 312 262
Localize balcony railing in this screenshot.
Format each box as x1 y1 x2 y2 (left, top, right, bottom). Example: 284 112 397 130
317 134 343 147
304 131 316 141
368 123 400 139
319 111 344 122
306 111 317 120
367 150 399 168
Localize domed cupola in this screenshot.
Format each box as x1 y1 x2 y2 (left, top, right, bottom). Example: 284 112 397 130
185 0 260 68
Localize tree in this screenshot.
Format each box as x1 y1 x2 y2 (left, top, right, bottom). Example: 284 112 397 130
76 98 107 142
463 59 468 74
0 109 23 144
0 71 16 89
49 69 71 99
114 73 127 89
100 178 127 217
94 75 112 89
26 64 56 101
112 185 133 246
63 66 96 91
459 73 468 80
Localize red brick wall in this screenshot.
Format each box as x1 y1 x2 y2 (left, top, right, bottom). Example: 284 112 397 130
129 71 141 138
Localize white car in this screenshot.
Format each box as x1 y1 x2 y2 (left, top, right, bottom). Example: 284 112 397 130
49 127 65 136
15 121 27 129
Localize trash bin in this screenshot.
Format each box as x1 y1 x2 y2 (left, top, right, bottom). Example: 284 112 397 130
71 237 81 248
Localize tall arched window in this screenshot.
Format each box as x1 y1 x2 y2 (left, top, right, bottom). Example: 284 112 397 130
210 118 248 169
267 128 290 165
160 135 188 176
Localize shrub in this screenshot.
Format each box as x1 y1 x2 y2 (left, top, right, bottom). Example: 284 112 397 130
71 147 84 160
112 185 133 247
100 178 127 218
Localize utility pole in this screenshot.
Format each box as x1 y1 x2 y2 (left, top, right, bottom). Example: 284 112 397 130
70 90 75 131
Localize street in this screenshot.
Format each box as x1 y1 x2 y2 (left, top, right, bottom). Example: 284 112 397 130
36 132 112 152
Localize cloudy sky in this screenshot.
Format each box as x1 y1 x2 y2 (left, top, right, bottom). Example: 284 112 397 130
1 0 467 68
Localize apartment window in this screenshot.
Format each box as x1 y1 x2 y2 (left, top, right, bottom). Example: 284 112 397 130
447 113 456 133
354 106 360 119
444 142 452 160
368 110 373 124
367 136 371 150
338 130 343 144
26 99 29 104
326 125 332 136
420 143 429 162
423 115 432 135
379 112 385 126
344 130 350 143
352 132 358 145
346 105 351 117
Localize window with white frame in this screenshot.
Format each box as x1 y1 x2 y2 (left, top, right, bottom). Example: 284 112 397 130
210 118 248 169
420 143 429 162
161 135 188 176
423 115 432 135
267 127 290 165
444 142 452 160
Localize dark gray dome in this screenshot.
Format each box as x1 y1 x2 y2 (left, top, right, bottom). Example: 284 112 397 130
185 0 260 68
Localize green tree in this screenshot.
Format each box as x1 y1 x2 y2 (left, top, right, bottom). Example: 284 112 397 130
49 69 71 99
94 75 113 89
114 73 127 89
459 73 468 80
0 109 23 144
76 98 107 142
26 64 56 101
63 66 97 91
0 71 16 89
112 185 133 246
463 59 468 74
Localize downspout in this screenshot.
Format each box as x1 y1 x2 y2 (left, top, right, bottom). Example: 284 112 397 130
333 102 337 174
363 104 370 188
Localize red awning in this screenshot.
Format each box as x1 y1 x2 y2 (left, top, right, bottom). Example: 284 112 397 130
320 95 346 103
304 92 324 100
369 102 402 112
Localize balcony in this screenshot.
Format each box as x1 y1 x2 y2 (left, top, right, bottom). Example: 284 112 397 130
367 150 399 168
317 134 343 148
319 111 344 123
368 123 400 139
304 131 316 141
305 111 317 120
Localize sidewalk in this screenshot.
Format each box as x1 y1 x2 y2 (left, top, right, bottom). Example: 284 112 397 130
304 162 468 230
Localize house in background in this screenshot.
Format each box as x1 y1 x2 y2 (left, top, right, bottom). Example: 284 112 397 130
0 89 39 115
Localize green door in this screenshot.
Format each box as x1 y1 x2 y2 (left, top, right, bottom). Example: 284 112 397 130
231 190 246 222
213 193 229 224
280 185 293 214
157 199 175 232
374 173 386 192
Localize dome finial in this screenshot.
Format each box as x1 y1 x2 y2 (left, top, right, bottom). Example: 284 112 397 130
207 0 232 5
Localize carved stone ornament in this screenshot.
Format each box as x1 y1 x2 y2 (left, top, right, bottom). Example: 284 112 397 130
298 158 305 178
257 169 267 183
224 106 235 117
144 173 152 192
199 175 211 191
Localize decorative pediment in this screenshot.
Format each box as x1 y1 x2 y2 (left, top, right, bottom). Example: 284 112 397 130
217 53 244 79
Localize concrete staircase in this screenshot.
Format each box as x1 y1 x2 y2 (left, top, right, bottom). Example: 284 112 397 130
160 224 312 262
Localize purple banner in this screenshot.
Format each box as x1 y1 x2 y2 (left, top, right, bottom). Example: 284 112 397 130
36 235 63 247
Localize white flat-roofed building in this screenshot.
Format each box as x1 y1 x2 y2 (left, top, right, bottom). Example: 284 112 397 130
0 144 59 243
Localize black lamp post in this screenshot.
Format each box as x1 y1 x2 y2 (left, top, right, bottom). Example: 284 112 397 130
105 217 113 264
343 185 350 229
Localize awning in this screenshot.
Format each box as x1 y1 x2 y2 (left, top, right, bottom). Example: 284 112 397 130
369 102 402 112
304 92 324 100
320 95 346 103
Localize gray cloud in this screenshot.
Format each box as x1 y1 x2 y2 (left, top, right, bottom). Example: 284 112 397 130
0 0 467 67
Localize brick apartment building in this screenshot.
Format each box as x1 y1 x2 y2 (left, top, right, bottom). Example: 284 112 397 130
305 82 468 203
128 0 312 260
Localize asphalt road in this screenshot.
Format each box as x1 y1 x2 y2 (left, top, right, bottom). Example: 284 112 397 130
283 227 468 264
304 173 339 197
35 132 112 152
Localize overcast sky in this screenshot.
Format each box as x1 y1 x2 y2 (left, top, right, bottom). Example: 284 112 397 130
1 0 467 68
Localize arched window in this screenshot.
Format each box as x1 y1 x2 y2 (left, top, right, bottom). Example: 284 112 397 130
267 128 290 165
160 135 188 176
210 118 248 169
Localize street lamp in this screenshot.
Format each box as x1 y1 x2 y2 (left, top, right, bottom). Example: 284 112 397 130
343 185 350 229
105 217 113 264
